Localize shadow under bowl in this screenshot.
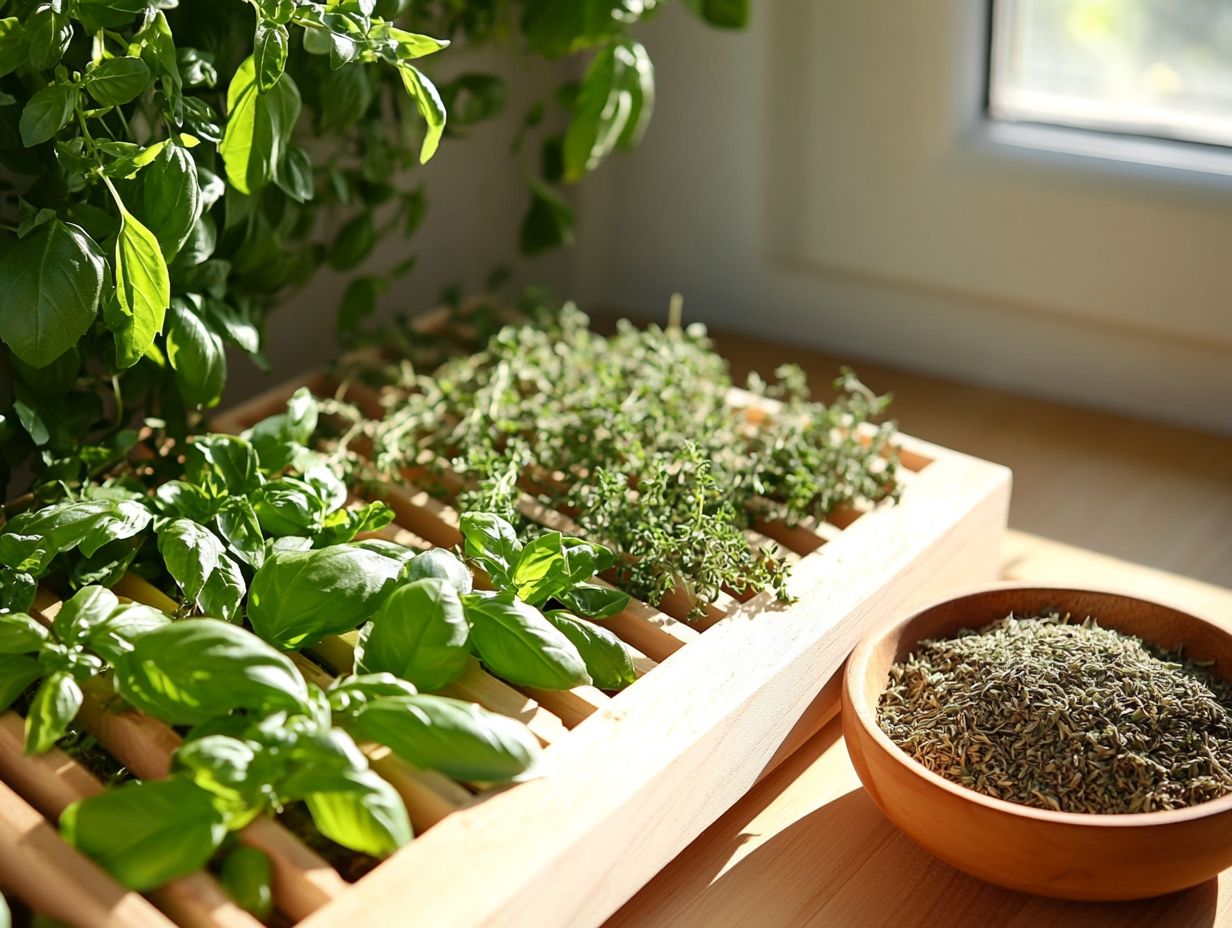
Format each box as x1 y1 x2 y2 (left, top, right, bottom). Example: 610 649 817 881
842 585 1232 901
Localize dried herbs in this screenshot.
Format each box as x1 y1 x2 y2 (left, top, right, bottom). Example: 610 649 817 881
878 613 1232 814
343 300 899 616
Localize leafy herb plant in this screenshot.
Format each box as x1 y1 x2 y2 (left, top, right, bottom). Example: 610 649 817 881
0 0 747 498
0 388 636 900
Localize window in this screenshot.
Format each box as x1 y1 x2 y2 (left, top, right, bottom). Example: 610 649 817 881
989 0 1232 149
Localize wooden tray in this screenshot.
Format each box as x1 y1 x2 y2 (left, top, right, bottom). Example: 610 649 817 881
0 348 1011 928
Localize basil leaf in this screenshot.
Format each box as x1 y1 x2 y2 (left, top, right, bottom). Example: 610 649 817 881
396 64 445 162
220 56 300 194
563 44 631 182
185 434 260 497
0 220 104 368
158 518 245 621
522 0 637 58
0 613 48 654
464 592 590 689
511 531 569 605
305 767 411 857
83 57 151 106
327 672 418 716
1 500 152 574
556 582 629 620
0 568 36 615
19 81 75 147
251 476 329 537
329 211 375 271
0 18 28 78
116 619 310 725
218 846 273 921
62 777 228 890
133 143 202 260
107 193 170 369
544 611 635 689
87 603 170 664
52 586 120 644
404 548 472 595
459 512 522 587
248 544 402 649
519 178 573 256
214 497 266 569
355 578 469 691
253 23 288 93
26 5 70 71
25 672 84 755
344 693 540 781
173 734 263 826
246 386 317 470
273 144 313 202
166 298 226 408
0 653 42 711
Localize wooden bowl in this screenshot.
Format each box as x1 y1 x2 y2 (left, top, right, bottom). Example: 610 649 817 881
842 585 1232 900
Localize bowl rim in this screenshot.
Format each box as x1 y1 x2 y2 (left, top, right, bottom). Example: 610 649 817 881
845 582 1232 827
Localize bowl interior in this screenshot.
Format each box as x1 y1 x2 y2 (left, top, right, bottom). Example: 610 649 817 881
856 587 1232 718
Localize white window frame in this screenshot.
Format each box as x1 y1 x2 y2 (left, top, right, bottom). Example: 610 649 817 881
763 0 1232 351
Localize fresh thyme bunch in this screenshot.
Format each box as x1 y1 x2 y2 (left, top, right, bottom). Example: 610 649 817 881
354 300 899 615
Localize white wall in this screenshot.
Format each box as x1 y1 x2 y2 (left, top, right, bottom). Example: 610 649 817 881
572 2 1232 435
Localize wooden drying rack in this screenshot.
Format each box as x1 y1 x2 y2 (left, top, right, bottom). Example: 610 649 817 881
0 326 1012 928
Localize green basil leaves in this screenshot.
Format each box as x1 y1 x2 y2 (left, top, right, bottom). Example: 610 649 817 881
115 618 311 724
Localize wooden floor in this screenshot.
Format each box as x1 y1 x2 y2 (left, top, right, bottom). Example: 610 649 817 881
716 331 1232 588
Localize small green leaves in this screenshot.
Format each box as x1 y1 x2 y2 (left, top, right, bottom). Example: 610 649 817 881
62 777 228 890
464 592 590 689
355 578 470 691
19 82 76 147
397 65 446 163
0 220 104 368
106 185 171 369
115 619 311 725
84 57 152 107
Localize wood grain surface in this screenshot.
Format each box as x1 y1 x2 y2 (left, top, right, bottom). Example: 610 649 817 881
607 532 1232 927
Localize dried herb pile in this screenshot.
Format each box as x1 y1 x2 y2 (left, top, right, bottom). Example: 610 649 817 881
344 300 900 615
878 613 1232 814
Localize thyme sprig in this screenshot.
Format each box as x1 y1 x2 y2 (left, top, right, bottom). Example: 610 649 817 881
345 299 899 615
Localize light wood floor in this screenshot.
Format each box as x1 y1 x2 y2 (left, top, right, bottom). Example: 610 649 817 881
714 331 1232 588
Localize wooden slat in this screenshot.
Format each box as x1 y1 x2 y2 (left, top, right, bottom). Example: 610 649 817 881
0 714 263 928
518 685 610 729
0 778 176 928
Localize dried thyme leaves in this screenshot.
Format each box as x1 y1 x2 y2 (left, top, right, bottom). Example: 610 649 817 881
877 613 1232 814
348 301 899 616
